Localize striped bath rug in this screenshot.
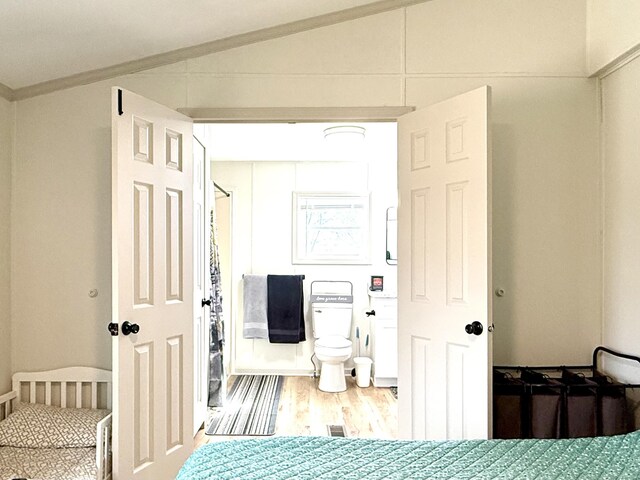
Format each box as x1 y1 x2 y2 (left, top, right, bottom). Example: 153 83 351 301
206 375 283 436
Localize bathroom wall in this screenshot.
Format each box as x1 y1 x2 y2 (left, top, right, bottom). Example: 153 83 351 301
211 132 397 374
8 0 600 372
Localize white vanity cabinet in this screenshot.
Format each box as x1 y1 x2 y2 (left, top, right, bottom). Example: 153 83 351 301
368 291 397 387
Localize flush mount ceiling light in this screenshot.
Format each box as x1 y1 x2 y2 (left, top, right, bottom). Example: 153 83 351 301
323 125 366 141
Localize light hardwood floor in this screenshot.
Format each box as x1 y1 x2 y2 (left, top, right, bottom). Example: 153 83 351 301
195 375 397 448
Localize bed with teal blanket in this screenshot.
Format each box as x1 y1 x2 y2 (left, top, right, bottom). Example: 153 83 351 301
178 432 640 479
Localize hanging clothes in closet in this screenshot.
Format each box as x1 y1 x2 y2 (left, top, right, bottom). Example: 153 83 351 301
208 208 225 407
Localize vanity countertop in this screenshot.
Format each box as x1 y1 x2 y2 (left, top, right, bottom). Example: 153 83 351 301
367 290 397 299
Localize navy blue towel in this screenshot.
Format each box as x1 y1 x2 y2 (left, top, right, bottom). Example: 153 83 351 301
267 275 305 343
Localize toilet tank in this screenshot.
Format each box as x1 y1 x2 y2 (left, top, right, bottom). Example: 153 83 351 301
311 303 352 339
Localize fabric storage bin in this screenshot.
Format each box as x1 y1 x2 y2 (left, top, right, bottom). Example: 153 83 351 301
493 371 528 439
494 346 640 440
529 388 563 438
521 369 564 439
593 374 630 436
562 370 598 438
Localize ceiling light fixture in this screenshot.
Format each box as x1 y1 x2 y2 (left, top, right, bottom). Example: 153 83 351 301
323 125 366 141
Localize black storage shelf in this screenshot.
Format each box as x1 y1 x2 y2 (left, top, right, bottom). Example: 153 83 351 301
494 346 640 439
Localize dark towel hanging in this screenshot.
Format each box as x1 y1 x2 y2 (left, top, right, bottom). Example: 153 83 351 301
267 275 305 344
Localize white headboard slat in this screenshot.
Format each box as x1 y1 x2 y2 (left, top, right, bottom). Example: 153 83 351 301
76 381 82 407
45 382 52 405
29 383 36 404
91 383 98 409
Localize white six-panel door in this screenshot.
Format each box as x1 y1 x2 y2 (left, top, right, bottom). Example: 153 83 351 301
397 86 492 440
112 87 194 478
193 136 210 435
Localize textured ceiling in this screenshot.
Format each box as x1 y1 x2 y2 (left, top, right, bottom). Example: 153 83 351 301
0 0 395 91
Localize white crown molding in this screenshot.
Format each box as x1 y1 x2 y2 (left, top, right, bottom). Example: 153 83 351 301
591 42 640 79
11 0 430 101
180 106 415 122
0 82 13 101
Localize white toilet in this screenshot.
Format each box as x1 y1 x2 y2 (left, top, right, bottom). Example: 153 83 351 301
312 302 353 392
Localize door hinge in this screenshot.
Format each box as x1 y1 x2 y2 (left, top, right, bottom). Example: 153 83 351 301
117 89 123 116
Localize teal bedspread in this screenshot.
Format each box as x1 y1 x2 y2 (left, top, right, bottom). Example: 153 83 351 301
178 432 640 479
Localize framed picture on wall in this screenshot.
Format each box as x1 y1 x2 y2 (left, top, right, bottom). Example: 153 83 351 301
370 275 384 291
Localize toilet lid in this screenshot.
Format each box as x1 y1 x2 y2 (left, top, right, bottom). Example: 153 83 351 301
315 335 352 348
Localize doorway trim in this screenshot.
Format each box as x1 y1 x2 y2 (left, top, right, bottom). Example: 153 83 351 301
178 106 415 123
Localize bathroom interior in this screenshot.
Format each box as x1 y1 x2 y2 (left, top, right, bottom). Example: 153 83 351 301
195 121 399 437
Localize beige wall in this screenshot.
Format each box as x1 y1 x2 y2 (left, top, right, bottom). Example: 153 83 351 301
0 97 12 391
406 0 586 75
10 0 600 372
587 0 640 74
601 56 640 385
589 3 640 425
11 84 113 372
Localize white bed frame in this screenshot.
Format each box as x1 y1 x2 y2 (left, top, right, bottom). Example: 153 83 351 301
0 367 112 480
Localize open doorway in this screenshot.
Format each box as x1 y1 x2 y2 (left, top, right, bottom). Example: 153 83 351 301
196 121 399 439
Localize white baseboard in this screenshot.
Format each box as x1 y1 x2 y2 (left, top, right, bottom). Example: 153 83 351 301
373 377 397 387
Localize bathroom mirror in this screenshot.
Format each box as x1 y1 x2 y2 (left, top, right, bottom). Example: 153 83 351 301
386 207 397 265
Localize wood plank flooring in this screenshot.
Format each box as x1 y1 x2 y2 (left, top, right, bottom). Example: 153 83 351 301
195 375 397 448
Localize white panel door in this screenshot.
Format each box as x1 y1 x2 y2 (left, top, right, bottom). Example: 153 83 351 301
193 135 210 434
112 87 194 479
397 86 492 440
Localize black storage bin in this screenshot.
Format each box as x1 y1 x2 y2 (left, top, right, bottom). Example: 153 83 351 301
493 371 527 439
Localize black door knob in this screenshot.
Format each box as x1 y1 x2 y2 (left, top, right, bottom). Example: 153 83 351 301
465 321 483 336
107 323 119 336
365 310 376 317
202 298 212 307
121 321 140 336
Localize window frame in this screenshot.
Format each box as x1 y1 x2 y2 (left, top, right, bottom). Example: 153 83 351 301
291 192 372 265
